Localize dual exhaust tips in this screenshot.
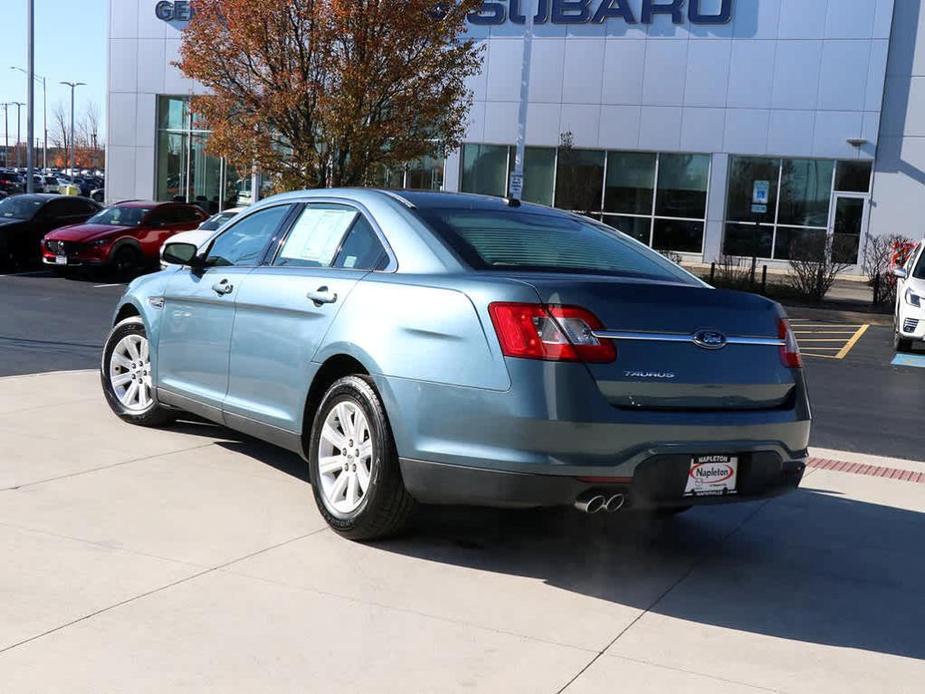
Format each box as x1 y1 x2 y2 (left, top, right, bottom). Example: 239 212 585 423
575 491 626 514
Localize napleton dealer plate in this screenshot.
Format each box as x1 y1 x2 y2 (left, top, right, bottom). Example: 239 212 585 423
684 455 738 497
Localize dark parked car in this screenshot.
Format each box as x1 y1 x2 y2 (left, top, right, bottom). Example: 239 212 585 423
0 194 101 269
42 200 208 275
0 171 23 196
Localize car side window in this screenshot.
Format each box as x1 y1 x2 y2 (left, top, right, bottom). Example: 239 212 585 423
273 204 360 268
207 205 292 267
332 216 388 270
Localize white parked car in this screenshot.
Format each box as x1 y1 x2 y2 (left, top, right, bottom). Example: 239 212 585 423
159 206 245 269
894 241 925 352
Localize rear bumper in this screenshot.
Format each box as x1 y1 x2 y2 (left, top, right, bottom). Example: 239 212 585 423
400 454 806 509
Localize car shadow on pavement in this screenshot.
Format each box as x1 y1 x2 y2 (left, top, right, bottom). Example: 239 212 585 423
198 429 925 662
375 488 925 662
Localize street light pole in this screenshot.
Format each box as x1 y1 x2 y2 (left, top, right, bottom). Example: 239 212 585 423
25 0 34 192
11 102 25 169
1 103 8 168
510 0 538 202
60 81 85 179
12 67 47 171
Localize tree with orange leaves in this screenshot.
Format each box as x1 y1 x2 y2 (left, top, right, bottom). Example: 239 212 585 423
177 0 483 191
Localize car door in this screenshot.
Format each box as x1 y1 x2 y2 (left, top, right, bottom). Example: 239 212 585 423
224 202 391 432
155 203 297 415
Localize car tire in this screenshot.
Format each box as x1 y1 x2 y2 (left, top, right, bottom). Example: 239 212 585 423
112 245 142 280
308 375 415 541
100 318 176 427
894 329 914 353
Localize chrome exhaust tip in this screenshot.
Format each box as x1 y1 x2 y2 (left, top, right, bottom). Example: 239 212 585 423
603 493 626 513
575 493 607 514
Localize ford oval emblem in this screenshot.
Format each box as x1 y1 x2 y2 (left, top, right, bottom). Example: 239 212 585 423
692 330 727 350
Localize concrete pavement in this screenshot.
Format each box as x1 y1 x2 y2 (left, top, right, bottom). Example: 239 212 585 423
1 371 924 693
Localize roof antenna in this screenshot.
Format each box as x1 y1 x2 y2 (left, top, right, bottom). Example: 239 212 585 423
503 197 521 208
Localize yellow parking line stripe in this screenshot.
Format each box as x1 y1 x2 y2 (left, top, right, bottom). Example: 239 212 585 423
802 353 841 359
835 324 870 360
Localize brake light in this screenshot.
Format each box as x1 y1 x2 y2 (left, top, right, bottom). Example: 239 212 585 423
488 303 616 363
779 318 802 368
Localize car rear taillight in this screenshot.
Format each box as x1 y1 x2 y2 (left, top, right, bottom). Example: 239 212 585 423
779 318 802 368
488 303 616 363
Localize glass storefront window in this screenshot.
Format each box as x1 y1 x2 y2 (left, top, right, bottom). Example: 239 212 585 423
157 96 189 131
653 219 705 253
508 147 556 206
156 130 188 202
190 133 223 214
655 153 709 220
724 156 865 263
555 149 605 211
835 161 872 193
726 157 780 223
778 159 834 227
832 197 865 264
603 214 651 245
406 154 445 191
458 145 709 254
604 152 655 215
461 144 508 197
774 227 826 261
723 223 774 258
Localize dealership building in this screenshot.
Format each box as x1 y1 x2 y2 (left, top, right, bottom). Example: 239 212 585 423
108 0 925 272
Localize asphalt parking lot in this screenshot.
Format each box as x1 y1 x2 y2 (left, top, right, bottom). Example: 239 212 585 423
1 271 924 692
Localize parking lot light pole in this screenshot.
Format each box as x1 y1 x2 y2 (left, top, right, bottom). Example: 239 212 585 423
11 102 24 169
510 0 538 202
12 67 47 171
25 0 34 192
1 103 9 168
60 81 85 179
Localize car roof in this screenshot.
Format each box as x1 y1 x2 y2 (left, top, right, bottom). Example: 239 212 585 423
9 194 60 202
261 188 559 216
113 200 168 208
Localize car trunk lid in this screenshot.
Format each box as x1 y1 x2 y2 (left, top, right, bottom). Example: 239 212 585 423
521 275 795 411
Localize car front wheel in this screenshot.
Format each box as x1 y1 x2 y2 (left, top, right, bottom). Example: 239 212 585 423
100 318 175 427
308 375 415 541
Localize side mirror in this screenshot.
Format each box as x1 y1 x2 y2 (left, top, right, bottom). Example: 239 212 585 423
162 242 201 267
892 267 909 280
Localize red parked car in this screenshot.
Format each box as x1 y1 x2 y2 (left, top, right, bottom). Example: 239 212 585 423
42 201 208 275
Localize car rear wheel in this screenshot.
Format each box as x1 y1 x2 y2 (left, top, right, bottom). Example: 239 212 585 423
100 318 175 427
308 375 415 541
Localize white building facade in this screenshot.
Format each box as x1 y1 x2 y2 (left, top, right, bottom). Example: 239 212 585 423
107 0 925 272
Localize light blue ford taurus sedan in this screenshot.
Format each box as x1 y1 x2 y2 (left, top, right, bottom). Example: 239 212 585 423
101 189 810 539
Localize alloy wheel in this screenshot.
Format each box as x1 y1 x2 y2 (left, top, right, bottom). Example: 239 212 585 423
317 401 374 515
109 333 152 411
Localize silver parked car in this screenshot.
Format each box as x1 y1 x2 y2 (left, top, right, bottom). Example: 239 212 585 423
101 190 810 540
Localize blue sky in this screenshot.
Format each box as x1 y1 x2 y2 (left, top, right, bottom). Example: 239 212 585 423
0 0 106 146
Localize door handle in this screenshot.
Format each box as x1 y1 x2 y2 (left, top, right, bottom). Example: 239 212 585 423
307 286 337 306
212 279 234 296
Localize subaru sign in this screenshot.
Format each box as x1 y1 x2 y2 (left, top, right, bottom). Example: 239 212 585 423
156 0 734 27
468 0 734 25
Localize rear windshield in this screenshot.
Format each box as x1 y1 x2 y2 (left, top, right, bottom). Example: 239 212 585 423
87 206 152 227
415 207 697 283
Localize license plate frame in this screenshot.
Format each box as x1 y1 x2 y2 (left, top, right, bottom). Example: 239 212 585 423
55 254 67 265
684 455 738 497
